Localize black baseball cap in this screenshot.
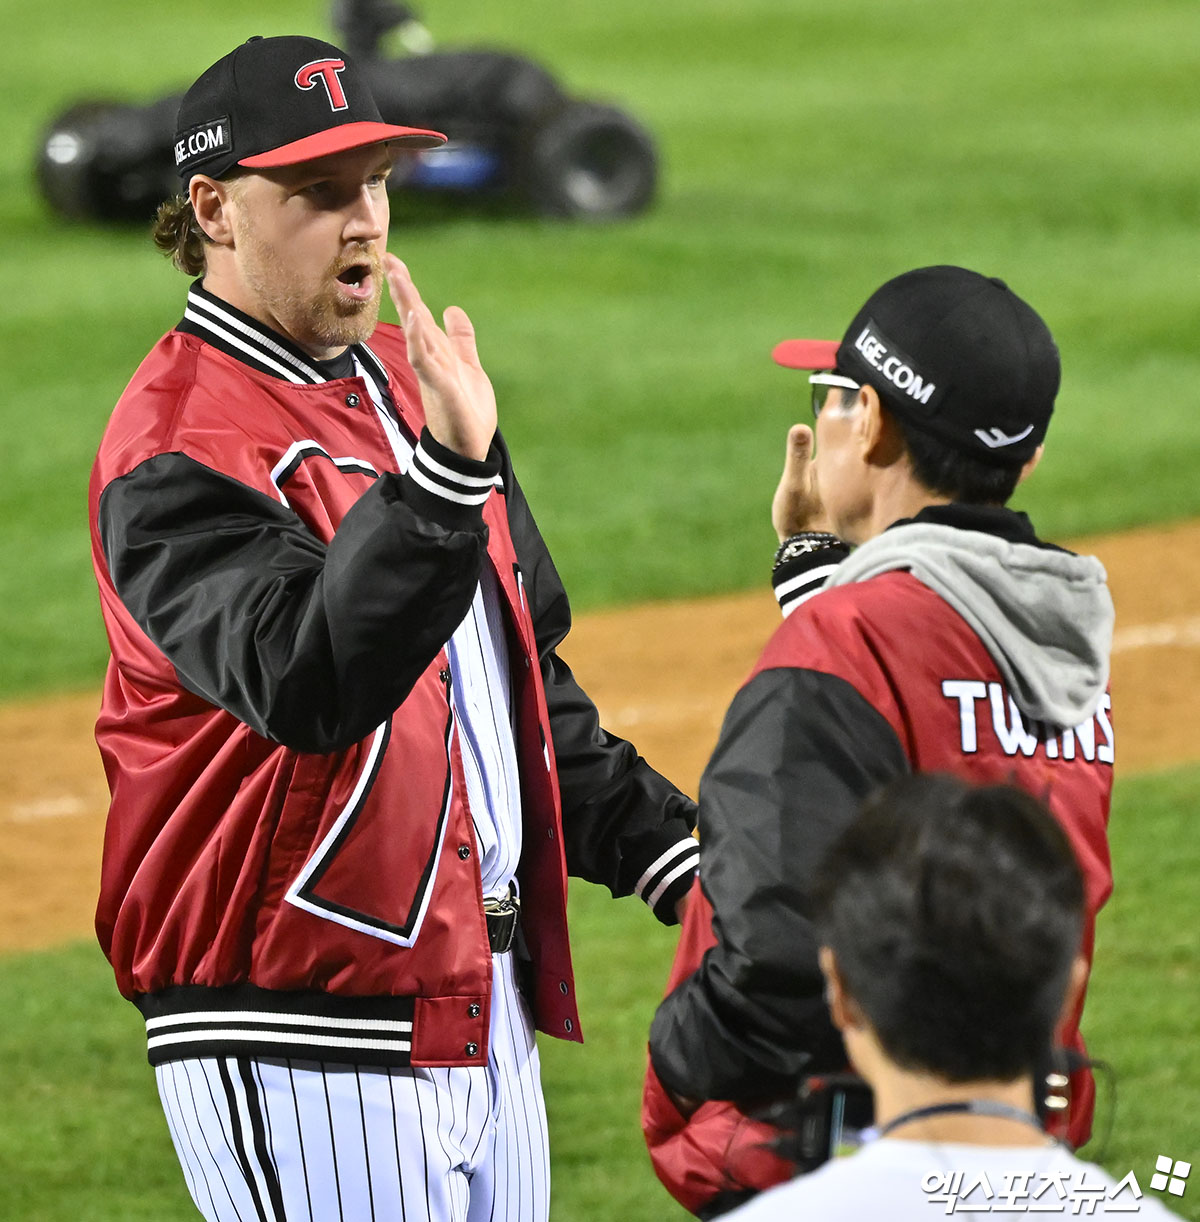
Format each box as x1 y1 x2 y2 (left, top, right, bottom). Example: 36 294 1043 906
174 35 446 182
772 266 1061 464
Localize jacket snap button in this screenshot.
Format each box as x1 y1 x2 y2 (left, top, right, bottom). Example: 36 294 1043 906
563 1018 574 1034
546 827 555 840
559 981 568 995
465 1042 479 1056
439 667 451 684
345 393 360 407
468 1003 481 1018
458 844 471 860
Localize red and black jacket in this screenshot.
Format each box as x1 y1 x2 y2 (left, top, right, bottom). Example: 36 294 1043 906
645 508 1113 1216
90 282 698 1069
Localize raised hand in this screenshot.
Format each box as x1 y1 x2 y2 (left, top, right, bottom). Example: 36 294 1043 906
770 423 834 541
385 253 497 462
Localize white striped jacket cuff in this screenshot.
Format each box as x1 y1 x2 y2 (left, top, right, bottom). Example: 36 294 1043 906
635 837 700 922
401 428 502 529
771 548 850 617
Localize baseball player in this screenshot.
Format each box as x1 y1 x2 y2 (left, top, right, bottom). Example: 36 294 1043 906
642 267 1117 1216
89 35 699 1222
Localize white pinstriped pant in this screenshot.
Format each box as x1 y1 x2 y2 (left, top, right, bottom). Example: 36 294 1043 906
155 953 550 1222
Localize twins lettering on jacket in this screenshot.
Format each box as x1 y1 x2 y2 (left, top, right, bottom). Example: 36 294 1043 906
942 679 1114 764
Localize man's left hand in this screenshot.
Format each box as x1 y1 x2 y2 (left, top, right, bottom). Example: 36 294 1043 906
385 254 497 462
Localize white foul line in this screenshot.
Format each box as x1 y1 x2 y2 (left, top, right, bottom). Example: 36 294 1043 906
4 615 1200 820
1111 616 1200 653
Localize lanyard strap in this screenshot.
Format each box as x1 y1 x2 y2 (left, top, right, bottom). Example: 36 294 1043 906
877 1099 1047 1139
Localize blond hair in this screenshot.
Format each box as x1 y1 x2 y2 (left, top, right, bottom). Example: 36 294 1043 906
151 193 211 276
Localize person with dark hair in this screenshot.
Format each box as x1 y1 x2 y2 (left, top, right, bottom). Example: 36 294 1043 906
725 774 1180 1221
644 267 1117 1216
89 33 698 1222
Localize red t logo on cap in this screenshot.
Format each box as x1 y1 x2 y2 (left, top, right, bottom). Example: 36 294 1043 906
294 59 349 111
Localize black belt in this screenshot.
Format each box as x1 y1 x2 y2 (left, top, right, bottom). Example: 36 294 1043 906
484 890 521 955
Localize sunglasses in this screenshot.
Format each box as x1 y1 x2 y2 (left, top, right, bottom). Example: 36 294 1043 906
808 372 861 418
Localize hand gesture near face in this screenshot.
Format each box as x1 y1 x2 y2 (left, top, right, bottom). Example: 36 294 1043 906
385 254 497 462
770 423 833 541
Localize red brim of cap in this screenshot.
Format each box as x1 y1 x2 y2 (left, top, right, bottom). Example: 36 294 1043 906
239 120 447 168
771 339 839 370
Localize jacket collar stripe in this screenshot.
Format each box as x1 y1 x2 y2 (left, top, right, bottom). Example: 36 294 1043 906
183 304 311 384
356 343 390 386
184 287 326 384
353 359 391 417
179 289 407 417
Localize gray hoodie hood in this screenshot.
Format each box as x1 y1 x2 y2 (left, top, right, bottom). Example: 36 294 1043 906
827 522 1113 727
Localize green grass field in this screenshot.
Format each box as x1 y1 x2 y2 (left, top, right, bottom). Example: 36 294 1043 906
2 0 1199 1217
3 0 1200 696
1 767 1198 1221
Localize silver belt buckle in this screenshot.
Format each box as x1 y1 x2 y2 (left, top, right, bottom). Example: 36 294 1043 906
483 890 520 954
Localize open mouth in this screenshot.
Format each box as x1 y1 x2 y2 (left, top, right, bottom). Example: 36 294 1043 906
335 262 375 301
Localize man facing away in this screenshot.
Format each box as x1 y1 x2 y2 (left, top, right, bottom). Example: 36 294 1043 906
725 774 1181 1221
644 266 1116 1216
89 34 698 1222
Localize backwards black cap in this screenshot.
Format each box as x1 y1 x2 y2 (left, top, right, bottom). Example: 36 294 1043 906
772 266 1061 464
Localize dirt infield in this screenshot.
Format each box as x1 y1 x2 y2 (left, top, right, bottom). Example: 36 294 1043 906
4 519 1199 955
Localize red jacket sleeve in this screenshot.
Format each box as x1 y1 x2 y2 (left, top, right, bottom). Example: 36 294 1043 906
641 876 793 1216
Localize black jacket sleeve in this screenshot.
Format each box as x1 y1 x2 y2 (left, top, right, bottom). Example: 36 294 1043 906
498 440 699 925
98 430 498 754
648 665 910 1101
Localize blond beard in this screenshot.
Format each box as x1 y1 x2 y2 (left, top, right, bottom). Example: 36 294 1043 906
234 215 384 353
